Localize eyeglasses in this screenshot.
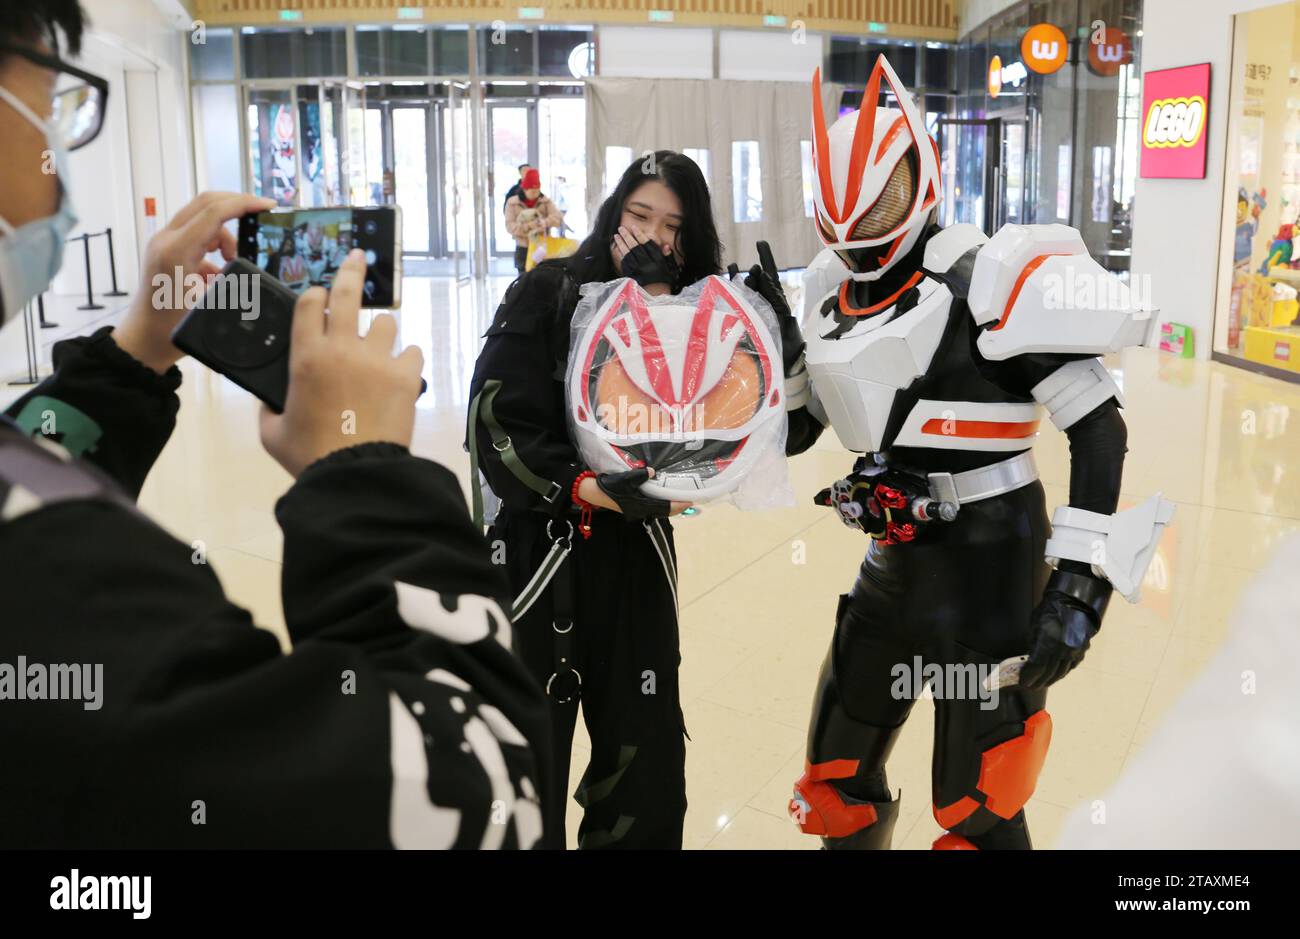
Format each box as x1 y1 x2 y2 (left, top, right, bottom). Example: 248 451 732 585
0 43 109 151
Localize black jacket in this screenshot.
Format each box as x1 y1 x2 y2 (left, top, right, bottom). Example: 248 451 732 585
0 327 547 848
468 264 586 519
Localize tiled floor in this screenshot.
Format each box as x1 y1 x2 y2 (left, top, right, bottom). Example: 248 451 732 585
5 276 1300 849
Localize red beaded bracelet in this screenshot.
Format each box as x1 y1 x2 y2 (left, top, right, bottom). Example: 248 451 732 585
571 470 597 539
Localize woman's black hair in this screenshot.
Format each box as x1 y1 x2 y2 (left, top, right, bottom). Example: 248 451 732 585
0 0 85 61
549 150 722 289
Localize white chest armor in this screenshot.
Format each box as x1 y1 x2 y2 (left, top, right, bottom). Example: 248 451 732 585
804 277 952 454
804 276 1040 455
802 223 1155 456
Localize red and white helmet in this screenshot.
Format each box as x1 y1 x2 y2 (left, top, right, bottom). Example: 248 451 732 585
811 54 942 281
567 276 784 502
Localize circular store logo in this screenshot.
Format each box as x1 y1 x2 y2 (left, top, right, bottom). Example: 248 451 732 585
1021 23 1068 75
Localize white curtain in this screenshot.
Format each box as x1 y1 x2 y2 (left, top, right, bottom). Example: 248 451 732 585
584 76 845 272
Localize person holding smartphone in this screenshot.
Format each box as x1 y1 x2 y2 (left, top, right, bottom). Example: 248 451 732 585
1 2 546 848
468 152 726 849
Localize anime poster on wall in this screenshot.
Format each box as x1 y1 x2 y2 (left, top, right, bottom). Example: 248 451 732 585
268 104 297 206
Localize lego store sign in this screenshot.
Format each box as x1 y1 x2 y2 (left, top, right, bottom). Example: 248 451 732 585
1140 63 1211 179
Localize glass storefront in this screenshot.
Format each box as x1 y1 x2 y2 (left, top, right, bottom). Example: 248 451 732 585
188 24 593 276
947 0 1143 271
1217 0 1300 382
190 24 972 276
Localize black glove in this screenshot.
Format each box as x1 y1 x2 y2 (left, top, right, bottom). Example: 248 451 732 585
1019 570 1112 690
621 239 681 292
743 241 803 376
596 467 672 519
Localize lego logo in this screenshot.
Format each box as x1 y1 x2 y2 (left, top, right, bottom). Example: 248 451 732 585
1143 96 1206 148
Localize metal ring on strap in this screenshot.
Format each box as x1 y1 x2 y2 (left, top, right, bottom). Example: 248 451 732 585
546 668 582 704
546 518 574 546
493 435 512 452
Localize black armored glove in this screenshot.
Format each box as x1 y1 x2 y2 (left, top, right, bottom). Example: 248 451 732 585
621 239 682 292
743 241 804 377
1019 569 1113 690
596 467 672 519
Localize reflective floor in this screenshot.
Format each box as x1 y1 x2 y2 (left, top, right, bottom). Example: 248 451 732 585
5 276 1300 849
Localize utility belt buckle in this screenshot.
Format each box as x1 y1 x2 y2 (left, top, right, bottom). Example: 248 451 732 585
825 469 951 545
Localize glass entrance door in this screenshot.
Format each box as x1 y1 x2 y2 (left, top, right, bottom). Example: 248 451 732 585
391 104 432 255
441 82 473 279
350 85 484 268
937 117 1026 235
487 102 533 256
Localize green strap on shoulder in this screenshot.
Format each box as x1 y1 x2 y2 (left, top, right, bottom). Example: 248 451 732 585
468 379 563 530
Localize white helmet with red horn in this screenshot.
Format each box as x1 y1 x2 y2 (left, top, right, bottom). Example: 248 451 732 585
566 276 785 503
810 54 943 282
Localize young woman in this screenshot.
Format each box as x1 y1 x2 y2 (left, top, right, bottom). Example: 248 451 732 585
468 152 721 849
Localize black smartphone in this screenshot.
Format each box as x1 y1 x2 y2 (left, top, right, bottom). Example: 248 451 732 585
171 258 298 412
171 258 426 414
238 205 402 308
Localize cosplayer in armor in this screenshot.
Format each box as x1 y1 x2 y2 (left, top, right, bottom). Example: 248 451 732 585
775 55 1174 849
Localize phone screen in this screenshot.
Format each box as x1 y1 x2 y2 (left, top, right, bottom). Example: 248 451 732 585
239 206 401 308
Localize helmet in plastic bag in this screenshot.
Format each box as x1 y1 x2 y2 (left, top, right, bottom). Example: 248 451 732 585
567 276 784 502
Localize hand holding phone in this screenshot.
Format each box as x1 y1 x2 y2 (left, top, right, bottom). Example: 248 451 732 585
259 250 425 478
114 191 276 374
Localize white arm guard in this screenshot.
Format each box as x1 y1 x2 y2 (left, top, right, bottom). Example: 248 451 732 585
1044 493 1177 602
1031 358 1125 431
785 350 811 411
968 224 1156 361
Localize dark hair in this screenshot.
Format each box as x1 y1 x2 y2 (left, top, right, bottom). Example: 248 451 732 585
551 150 722 289
518 163 532 173
0 0 86 63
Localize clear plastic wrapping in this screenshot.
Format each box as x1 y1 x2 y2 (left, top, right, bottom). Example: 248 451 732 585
566 275 793 510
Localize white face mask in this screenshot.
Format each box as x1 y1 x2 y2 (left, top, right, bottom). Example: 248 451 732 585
0 84 79 323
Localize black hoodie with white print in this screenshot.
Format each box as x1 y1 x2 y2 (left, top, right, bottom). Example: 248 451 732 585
0 326 549 848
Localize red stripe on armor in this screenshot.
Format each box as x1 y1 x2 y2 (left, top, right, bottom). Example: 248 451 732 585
989 253 1072 331
838 270 923 318
921 418 1040 439
874 115 908 165
810 68 842 224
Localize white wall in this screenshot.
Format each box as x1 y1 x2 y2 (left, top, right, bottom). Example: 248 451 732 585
598 26 714 79
49 0 192 300
718 29 824 82
958 0 1021 36
1132 0 1281 360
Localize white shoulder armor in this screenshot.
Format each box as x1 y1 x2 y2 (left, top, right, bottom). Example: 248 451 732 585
922 223 988 289
967 224 1156 362
799 248 849 326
